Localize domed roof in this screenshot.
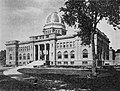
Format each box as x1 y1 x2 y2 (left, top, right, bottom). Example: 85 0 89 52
43 12 66 30
116 49 120 53
46 12 64 24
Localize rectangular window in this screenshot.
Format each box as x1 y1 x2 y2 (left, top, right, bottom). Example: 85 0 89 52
64 61 68 64
51 62 53 65
71 61 74 64
70 42 72 47
58 55 62 59
57 43 59 48
58 30 60 33
23 62 26 64
83 53 88 58
64 54 68 58
66 42 69 47
82 61 88 65
46 35 49 38
52 44 53 47
63 42 65 48
71 54 75 58
73 41 75 47
60 43 62 48
58 62 61 64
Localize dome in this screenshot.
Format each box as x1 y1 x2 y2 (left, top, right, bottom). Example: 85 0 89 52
116 49 120 53
43 12 66 30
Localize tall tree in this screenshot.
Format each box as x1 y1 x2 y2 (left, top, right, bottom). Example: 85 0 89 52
60 0 120 75
0 50 6 65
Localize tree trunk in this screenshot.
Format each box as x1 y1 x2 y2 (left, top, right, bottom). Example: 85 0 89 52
91 32 97 76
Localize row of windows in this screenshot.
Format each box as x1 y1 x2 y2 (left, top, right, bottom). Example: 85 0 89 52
9 54 31 60
8 47 13 52
50 61 88 65
9 53 31 60
9 49 88 60
19 53 31 60
57 50 75 59
19 46 31 52
57 41 75 49
9 62 26 65
44 29 61 34
51 61 74 65
19 62 26 65
57 49 88 59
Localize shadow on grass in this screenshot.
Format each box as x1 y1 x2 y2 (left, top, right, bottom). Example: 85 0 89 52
0 75 47 91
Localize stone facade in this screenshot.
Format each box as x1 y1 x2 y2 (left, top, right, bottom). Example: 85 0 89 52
115 49 120 65
5 12 110 66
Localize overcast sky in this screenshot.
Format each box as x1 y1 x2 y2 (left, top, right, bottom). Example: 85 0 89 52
0 0 120 51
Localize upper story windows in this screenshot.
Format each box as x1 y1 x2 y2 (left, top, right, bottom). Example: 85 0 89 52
19 46 31 52
60 43 62 48
8 47 13 52
66 42 69 47
57 41 75 49
70 42 72 47
63 42 65 48
82 49 88 58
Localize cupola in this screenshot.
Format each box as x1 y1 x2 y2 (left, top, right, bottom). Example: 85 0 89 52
43 12 67 36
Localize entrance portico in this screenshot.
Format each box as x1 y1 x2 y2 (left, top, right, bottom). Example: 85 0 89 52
34 43 50 62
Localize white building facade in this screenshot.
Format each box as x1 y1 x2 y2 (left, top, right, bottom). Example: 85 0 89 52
6 12 110 66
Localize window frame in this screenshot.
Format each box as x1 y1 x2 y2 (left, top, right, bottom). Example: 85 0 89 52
9 54 12 60
64 51 68 59
82 49 88 58
70 50 75 59
23 53 26 60
27 53 30 60
58 51 62 59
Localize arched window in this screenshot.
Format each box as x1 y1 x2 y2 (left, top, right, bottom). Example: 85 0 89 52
19 54 22 60
64 51 68 59
27 53 30 60
9 54 12 60
70 50 75 58
58 51 62 59
82 49 88 58
23 53 26 60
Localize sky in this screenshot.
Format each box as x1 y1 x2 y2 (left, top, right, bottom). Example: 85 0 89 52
0 0 120 51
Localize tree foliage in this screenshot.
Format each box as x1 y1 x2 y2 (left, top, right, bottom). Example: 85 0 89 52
0 50 6 65
60 0 120 45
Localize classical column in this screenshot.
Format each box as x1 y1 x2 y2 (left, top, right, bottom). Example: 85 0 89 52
76 39 79 60
38 44 40 61
34 45 38 61
75 39 79 61
44 44 47 61
6 47 9 62
33 45 35 61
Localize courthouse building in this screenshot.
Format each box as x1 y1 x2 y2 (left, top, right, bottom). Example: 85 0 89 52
5 12 110 66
